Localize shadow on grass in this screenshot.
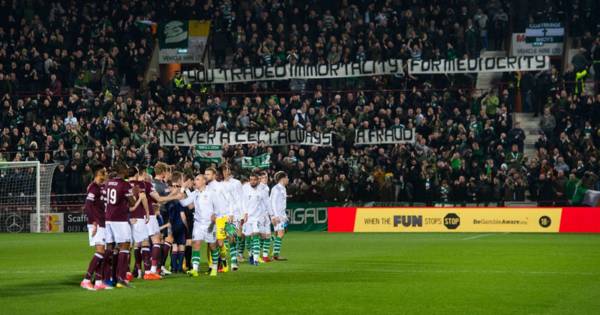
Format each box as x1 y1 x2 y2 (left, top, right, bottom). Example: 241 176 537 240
0 274 82 298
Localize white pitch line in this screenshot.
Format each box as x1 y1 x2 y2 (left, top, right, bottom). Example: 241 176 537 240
461 233 496 240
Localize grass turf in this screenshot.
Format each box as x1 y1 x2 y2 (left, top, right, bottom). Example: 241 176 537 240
0 232 599 315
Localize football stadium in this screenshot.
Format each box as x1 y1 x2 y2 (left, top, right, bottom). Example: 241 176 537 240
1 1 600 314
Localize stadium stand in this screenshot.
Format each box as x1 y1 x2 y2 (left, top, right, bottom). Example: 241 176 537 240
0 0 599 206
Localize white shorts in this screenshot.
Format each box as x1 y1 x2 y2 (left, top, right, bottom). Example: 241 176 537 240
105 221 132 244
131 219 148 243
192 222 216 243
87 225 105 246
274 217 288 232
242 220 260 236
146 215 160 236
259 216 272 234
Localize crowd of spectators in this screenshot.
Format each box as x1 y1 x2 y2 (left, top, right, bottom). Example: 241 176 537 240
1 0 599 206
2 82 599 205
513 0 598 40
208 0 509 92
217 0 510 67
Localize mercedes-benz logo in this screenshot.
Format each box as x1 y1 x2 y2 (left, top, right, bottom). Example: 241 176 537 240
5 214 24 233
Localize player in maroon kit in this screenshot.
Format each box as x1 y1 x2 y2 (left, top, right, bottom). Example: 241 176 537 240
80 164 109 291
128 167 154 280
104 163 143 288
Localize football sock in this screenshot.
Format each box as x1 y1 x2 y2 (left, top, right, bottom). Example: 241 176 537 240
207 246 212 265
85 252 103 280
192 250 200 271
94 253 104 281
161 242 172 267
262 237 271 258
252 235 260 261
273 236 282 256
237 236 244 256
210 248 220 269
171 251 178 272
259 238 265 255
245 237 251 255
176 252 184 271
103 252 112 282
184 245 192 268
134 248 142 273
151 244 161 272
126 251 131 273
221 239 229 258
230 241 238 265
117 250 129 282
112 251 119 281
141 247 151 272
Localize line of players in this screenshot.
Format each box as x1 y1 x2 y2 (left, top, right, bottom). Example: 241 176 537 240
80 162 289 290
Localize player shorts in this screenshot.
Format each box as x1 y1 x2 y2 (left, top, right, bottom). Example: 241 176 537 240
242 220 260 236
131 219 149 243
259 216 272 234
105 221 132 244
192 222 216 243
172 224 186 245
146 215 160 236
87 225 105 246
273 217 288 232
216 216 228 240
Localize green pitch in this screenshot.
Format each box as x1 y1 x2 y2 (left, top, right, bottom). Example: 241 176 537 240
1 233 599 314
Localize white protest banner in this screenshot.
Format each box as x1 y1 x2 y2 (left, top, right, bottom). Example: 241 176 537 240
183 59 403 84
160 130 333 147
409 56 550 74
354 128 416 145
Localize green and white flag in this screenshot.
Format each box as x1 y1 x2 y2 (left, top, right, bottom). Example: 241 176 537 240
195 145 222 163
158 20 210 64
241 154 270 169
158 20 189 49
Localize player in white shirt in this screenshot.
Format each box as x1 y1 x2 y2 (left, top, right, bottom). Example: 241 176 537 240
258 171 275 263
220 164 243 271
180 174 220 277
242 172 271 266
270 171 289 261
204 167 231 272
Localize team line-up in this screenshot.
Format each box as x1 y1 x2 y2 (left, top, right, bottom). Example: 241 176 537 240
81 162 289 290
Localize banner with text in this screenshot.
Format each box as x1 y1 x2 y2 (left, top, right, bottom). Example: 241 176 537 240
354 127 415 145
409 56 550 74
328 207 600 233
511 33 563 56
159 130 333 147
183 59 403 84
525 22 564 44
285 202 336 231
64 213 88 232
